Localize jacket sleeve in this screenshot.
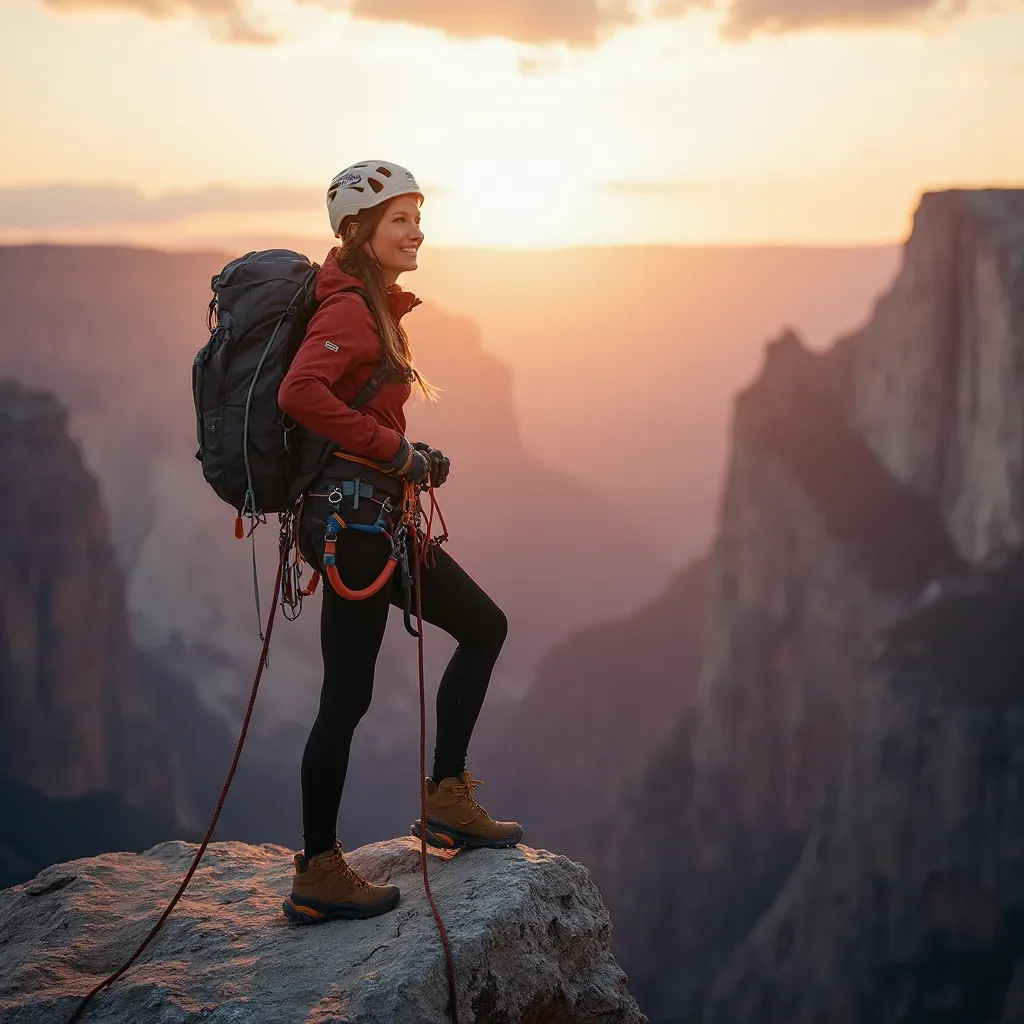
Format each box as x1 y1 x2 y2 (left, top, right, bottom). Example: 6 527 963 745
278 293 404 462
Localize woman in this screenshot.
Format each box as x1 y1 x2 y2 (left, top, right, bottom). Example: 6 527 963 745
277 161 522 926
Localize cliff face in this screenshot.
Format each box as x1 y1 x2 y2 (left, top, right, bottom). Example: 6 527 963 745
706 551 1024 1023
850 190 1024 560
0 381 189 820
699 192 1024 1022
597 331 955 1016
597 189 1024 1022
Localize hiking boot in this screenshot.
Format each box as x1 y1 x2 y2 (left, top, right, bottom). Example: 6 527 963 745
282 842 400 925
410 771 524 849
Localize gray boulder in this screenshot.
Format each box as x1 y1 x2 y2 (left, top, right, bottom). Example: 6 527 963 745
0 837 645 1023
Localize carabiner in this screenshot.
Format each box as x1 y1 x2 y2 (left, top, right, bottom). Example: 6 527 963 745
395 525 420 637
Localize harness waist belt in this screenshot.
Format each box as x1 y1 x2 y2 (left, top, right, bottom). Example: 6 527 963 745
318 453 404 499
329 480 375 501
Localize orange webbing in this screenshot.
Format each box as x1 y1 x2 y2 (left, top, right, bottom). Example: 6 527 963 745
324 548 398 600
333 451 397 475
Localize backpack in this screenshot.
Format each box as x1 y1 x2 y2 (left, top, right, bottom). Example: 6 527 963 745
192 249 390 516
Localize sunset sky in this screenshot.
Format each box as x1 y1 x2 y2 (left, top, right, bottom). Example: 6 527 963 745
2 0 1023 247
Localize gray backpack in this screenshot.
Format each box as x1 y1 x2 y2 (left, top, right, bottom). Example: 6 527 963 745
192 249 388 516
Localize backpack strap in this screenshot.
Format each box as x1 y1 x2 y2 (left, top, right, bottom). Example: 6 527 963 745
350 363 391 410
337 285 400 410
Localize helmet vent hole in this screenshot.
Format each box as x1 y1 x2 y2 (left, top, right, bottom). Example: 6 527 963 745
350 185 364 192
367 177 384 194
375 166 392 177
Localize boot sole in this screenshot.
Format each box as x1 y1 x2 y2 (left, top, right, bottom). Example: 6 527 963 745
410 819 523 850
282 890 400 925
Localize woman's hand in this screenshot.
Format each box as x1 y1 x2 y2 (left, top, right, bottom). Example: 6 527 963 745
428 449 450 487
383 438 430 483
412 441 451 487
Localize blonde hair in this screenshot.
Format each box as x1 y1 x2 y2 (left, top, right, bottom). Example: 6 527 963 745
335 199 439 402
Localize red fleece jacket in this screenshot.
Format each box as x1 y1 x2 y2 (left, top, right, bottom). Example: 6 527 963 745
277 253 421 464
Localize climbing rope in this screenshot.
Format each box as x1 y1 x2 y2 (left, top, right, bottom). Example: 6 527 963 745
411 522 459 1024
67 539 289 1024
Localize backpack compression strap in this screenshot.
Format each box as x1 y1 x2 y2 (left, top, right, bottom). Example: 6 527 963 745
350 362 391 409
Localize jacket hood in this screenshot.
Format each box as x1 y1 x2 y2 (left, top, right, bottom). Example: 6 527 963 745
316 249 422 321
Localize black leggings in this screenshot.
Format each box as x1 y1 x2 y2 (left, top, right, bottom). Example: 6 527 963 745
298 515 507 858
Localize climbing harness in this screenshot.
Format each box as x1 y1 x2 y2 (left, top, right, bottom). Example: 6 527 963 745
321 488 400 601
283 464 449 637
68 468 458 1024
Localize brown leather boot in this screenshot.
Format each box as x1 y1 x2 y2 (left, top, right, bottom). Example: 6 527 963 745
410 771 524 849
282 842 400 924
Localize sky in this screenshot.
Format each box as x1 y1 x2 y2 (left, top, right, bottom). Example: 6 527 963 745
1 0 1023 247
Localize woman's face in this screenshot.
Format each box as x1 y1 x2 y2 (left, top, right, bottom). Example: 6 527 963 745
366 195 423 285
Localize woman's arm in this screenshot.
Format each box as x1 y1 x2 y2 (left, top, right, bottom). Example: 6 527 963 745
278 292 404 464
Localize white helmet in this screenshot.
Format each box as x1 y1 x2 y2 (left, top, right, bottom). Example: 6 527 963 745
326 160 423 237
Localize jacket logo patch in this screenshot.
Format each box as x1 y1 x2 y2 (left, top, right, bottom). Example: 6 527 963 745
324 341 339 352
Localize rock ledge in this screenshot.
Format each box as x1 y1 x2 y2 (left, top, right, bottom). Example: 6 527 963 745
0 838 646 1024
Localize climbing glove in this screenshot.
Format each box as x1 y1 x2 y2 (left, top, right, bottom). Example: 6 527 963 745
383 437 430 484
412 441 451 488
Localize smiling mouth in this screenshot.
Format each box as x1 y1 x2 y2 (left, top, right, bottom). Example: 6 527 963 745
398 246 418 255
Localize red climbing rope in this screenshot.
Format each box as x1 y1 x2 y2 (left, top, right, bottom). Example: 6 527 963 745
411 523 460 1024
67 540 289 1024
418 484 449 565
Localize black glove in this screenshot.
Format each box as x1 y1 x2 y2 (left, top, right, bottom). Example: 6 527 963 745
383 437 430 484
412 441 451 488
428 449 450 487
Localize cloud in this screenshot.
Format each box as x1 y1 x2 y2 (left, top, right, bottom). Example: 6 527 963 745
333 0 635 46
32 0 992 45
0 185 321 229
36 0 635 47
656 0 971 37
39 0 276 43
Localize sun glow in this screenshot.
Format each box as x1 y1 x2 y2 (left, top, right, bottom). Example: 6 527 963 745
434 158 597 248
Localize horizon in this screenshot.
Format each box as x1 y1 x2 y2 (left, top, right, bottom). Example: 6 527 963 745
0 236 904 254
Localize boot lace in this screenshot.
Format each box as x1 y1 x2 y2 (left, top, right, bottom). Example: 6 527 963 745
451 777 492 827
329 842 371 890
